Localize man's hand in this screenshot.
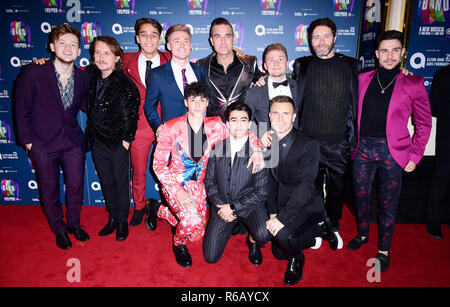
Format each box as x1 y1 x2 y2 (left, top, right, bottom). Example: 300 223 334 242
248 150 264 174
33 58 50 65
176 189 195 209
404 160 416 172
260 130 275 148
122 141 130 150
25 143 32 151
155 125 166 143
400 67 413 76
217 204 237 223
255 75 266 87
233 46 245 58
266 216 284 237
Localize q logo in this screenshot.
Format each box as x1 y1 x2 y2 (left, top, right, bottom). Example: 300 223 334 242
81 22 101 44
295 24 308 46
2 179 19 198
10 20 31 45
232 23 244 49
410 52 426 69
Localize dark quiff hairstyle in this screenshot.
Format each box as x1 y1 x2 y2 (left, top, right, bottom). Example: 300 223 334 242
134 17 163 36
376 30 404 49
209 17 234 38
90 36 124 71
307 17 337 46
225 102 252 122
269 95 295 111
184 82 211 100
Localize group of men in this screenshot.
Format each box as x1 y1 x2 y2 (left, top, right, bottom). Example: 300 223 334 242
14 14 439 286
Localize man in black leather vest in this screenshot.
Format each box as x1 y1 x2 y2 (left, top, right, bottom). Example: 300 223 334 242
197 17 263 121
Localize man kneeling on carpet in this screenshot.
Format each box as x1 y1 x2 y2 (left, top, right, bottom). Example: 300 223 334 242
264 96 336 286
203 102 271 266
150 82 263 268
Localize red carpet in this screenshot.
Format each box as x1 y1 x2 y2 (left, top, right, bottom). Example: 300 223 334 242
0 204 449 287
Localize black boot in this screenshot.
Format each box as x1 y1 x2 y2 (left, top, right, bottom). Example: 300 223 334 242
283 255 305 286
426 224 443 239
145 199 161 231
173 244 192 268
116 222 129 241
129 207 146 226
246 236 262 266
99 217 117 236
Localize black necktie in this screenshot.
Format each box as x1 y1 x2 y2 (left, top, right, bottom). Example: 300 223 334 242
145 60 152 87
273 80 288 88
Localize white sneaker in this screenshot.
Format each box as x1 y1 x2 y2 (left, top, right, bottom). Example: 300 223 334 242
334 231 343 249
311 237 322 249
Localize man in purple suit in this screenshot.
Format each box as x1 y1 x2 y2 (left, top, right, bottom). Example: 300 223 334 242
347 30 432 272
14 24 90 250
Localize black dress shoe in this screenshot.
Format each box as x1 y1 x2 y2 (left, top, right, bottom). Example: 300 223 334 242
347 235 369 250
321 216 338 250
145 199 160 231
68 225 90 242
129 208 146 226
246 236 262 266
56 232 72 250
426 224 443 240
284 255 305 286
376 252 390 272
99 218 117 236
173 244 192 268
116 222 129 241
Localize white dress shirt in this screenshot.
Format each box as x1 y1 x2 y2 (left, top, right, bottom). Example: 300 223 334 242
171 61 198 95
230 136 248 166
267 76 292 100
138 52 161 85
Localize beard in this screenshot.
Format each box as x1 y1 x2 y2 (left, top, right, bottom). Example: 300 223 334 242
313 41 335 58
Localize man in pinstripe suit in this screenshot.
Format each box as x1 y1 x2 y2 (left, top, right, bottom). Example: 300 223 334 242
204 102 271 266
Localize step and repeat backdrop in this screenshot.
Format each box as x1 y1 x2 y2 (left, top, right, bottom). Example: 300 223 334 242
2 0 364 206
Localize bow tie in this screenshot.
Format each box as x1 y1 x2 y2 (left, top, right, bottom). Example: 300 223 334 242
272 80 288 88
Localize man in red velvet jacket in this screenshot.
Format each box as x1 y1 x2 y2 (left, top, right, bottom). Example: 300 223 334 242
123 18 171 226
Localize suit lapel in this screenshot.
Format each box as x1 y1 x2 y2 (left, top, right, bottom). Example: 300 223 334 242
357 70 377 131
46 60 65 112
386 72 404 123
126 51 146 90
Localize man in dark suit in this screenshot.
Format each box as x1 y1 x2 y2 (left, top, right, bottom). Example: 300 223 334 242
204 102 270 266
245 43 298 132
14 24 90 249
265 95 336 286
144 24 207 141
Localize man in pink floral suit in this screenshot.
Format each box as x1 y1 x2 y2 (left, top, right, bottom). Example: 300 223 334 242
151 82 262 268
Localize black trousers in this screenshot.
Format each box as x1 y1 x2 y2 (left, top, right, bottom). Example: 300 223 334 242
272 212 322 261
316 140 350 230
91 142 131 223
427 142 450 225
203 206 271 264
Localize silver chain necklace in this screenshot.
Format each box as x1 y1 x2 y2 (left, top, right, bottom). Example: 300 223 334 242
377 71 398 94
